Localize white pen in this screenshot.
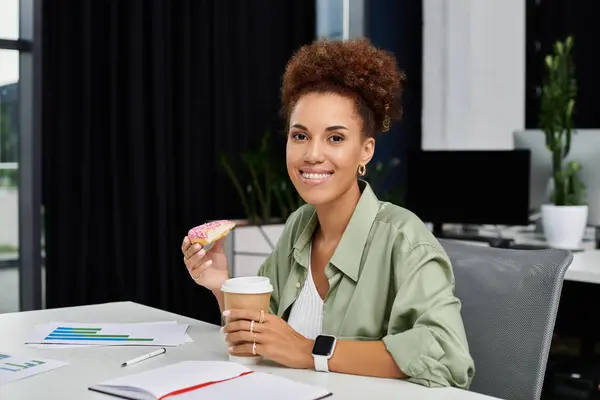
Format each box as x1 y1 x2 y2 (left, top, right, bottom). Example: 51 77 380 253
121 348 166 367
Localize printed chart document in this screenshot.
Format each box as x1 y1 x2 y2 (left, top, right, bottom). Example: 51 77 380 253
25 322 189 347
26 321 193 349
0 353 69 386
26 334 194 349
89 361 332 400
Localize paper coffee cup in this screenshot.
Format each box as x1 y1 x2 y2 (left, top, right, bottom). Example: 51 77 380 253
221 277 273 364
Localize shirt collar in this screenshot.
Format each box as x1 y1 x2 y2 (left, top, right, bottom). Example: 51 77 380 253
292 180 381 281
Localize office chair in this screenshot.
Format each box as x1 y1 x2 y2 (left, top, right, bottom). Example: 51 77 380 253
439 239 573 400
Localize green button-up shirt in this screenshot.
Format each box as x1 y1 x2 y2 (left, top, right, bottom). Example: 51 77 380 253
257 180 475 389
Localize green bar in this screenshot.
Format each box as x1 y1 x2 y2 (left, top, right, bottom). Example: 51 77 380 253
5 362 26 368
85 334 129 338
64 328 102 331
56 334 130 338
71 329 101 331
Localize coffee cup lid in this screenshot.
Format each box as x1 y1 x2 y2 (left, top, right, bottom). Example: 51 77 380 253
221 276 273 294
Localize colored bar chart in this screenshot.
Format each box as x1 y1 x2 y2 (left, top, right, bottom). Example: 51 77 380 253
26 322 189 347
1 360 45 372
44 326 154 342
0 354 69 386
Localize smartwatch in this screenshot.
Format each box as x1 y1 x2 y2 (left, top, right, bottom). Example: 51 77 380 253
311 334 337 372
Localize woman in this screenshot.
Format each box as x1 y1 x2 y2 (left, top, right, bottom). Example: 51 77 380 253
181 38 474 388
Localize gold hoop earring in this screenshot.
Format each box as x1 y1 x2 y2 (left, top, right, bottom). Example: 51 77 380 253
358 165 367 176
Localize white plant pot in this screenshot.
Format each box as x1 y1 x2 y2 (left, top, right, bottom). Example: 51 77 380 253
541 204 588 249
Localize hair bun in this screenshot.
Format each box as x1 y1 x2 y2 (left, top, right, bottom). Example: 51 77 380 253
281 38 406 135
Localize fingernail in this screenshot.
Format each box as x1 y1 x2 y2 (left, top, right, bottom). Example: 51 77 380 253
206 260 213 266
223 310 230 316
223 334 228 341
219 326 224 333
199 249 206 256
228 346 234 352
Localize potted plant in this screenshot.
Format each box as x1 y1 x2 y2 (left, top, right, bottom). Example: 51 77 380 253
539 36 588 249
219 130 304 276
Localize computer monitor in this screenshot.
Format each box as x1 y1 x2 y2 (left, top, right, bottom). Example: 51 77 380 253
513 129 600 226
404 150 531 235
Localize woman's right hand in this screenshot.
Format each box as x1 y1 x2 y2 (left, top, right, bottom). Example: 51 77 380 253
181 236 230 292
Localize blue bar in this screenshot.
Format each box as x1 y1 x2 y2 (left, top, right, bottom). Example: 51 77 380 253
0 367 18 372
55 327 101 331
0 354 10 360
53 328 95 331
46 333 98 337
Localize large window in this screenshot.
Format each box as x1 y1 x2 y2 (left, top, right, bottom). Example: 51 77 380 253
0 49 19 260
316 0 365 40
0 0 36 313
316 0 344 39
0 0 19 39
0 4 20 314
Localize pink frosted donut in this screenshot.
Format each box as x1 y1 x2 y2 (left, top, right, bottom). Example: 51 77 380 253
188 220 236 246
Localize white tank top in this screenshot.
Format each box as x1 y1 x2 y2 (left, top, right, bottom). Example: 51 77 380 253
287 245 324 340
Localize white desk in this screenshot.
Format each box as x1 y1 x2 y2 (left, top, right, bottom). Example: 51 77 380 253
512 232 600 284
565 250 600 284
509 229 600 284
0 301 499 399
453 226 600 285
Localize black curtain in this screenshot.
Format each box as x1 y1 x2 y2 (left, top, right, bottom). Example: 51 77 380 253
365 0 422 199
42 0 315 324
526 0 600 129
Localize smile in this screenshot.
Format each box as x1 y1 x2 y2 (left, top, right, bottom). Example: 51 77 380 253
299 170 333 185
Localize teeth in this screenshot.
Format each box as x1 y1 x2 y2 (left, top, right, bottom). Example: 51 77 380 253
302 172 331 180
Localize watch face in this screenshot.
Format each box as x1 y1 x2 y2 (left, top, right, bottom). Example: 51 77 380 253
313 335 335 356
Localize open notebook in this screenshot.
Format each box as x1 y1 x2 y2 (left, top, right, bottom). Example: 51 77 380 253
88 361 332 400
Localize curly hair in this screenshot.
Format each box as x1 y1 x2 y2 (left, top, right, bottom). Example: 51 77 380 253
281 38 406 137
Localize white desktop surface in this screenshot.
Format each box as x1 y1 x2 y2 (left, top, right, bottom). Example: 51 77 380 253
460 226 600 285
0 301 499 399
509 230 600 284
565 250 600 284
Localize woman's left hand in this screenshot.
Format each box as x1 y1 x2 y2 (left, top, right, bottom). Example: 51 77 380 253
222 309 314 369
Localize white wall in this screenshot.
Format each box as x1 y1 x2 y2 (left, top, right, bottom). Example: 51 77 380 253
422 0 525 150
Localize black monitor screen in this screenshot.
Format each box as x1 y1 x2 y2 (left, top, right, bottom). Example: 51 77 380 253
404 150 531 227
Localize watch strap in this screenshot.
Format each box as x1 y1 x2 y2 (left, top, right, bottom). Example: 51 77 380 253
313 354 329 372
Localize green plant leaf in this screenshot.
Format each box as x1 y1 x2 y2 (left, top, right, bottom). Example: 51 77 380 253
539 36 583 205
219 153 254 221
